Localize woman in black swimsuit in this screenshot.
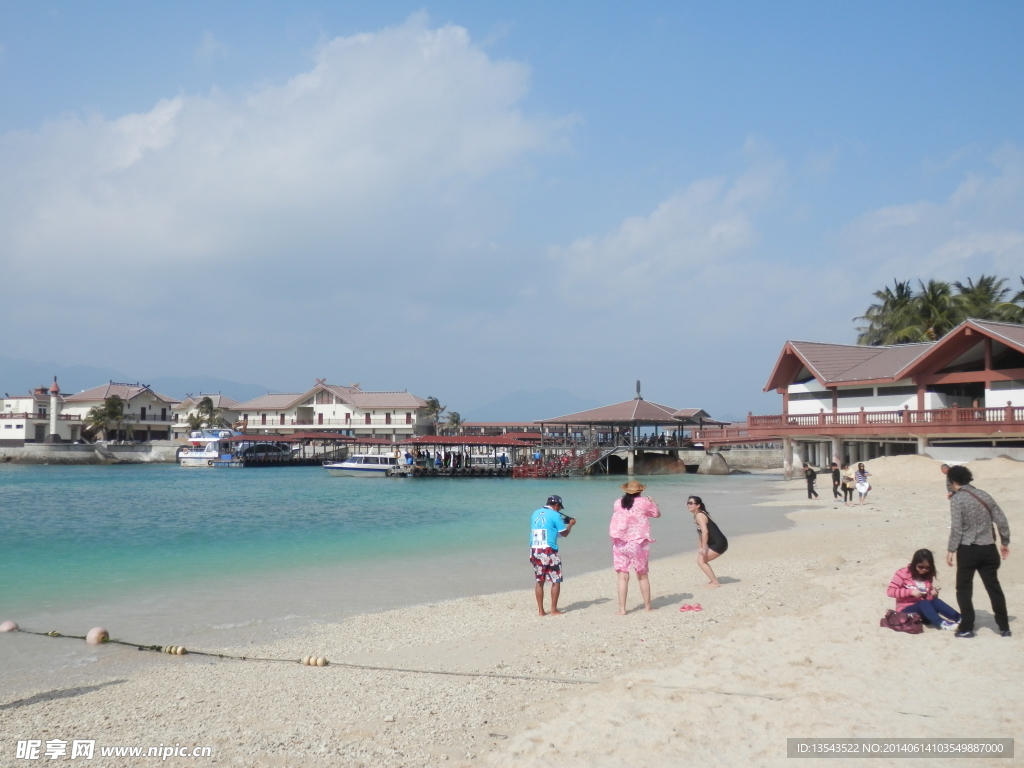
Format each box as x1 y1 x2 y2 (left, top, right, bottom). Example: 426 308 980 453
687 495 727 588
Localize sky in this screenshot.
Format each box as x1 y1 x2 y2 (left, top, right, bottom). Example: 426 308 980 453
1 1 1023 418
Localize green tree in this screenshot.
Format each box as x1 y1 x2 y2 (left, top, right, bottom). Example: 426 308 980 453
423 396 446 434
195 396 225 428
855 280 917 345
444 411 463 436
84 396 133 442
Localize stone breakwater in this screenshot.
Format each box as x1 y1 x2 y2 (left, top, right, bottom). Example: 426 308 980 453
0 442 179 464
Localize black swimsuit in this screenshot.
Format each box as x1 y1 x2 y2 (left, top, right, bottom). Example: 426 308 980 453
696 512 728 555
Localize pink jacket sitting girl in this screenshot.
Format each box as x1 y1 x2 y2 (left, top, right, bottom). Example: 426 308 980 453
886 549 960 629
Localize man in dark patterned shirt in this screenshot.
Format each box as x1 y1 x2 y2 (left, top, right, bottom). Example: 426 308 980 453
945 465 1011 638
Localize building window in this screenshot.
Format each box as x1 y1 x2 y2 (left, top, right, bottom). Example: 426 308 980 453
161 408 167 421
877 385 917 397
315 391 333 404
385 413 391 425
140 407 147 421
280 414 285 425
318 413 324 425
345 413 351 423
405 412 412 424
365 414 371 425
261 414 267 425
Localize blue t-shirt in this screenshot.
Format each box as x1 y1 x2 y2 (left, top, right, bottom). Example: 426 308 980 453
530 506 567 551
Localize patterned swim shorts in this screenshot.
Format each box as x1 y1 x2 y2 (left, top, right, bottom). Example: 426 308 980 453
612 539 651 574
530 547 562 583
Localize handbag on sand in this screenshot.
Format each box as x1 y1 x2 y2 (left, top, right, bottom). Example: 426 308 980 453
880 609 923 634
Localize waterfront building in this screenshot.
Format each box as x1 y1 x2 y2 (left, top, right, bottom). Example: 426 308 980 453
231 381 431 441
170 394 242 439
1 380 81 444
61 382 180 442
692 318 1024 468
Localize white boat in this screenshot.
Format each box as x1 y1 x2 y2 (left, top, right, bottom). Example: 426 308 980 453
322 453 398 477
178 429 244 468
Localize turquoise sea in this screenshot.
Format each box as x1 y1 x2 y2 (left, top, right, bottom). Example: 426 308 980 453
0 464 792 681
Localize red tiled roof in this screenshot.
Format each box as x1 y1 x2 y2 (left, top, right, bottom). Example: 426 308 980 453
539 399 680 425
64 382 180 404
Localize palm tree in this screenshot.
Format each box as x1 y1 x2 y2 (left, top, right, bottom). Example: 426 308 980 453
855 280 917 345
914 279 961 341
444 411 463 436
85 396 133 442
996 276 1024 324
954 275 1010 320
195 396 225 428
423 396 446 435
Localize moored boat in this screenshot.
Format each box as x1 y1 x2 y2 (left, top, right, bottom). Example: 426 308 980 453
322 454 398 477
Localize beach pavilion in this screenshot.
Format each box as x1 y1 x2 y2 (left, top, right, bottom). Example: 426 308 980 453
536 385 719 474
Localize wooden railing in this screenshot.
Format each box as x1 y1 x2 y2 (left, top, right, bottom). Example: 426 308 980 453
0 412 82 420
695 405 1024 442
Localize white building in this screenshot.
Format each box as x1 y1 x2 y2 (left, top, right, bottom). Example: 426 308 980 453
1 380 82 444
61 382 181 441
170 394 242 439
232 382 431 441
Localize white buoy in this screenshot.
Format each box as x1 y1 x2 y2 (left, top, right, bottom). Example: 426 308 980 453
176 647 187 656
0 620 18 632
316 657 327 667
86 627 109 645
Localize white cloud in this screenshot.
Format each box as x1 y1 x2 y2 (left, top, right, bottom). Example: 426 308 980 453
842 145 1024 280
0 14 557 294
550 147 785 302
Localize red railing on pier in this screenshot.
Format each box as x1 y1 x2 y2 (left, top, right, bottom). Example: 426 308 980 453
695 405 1024 443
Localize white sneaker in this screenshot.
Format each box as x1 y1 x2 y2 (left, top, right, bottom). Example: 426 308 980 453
941 620 959 631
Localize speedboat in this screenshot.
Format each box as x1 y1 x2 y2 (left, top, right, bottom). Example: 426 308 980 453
322 454 398 477
178 429 243 468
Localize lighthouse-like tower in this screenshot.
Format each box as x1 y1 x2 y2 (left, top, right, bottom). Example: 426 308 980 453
46 376 62 443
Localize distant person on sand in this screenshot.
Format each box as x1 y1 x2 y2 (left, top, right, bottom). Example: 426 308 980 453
887 549 960 630
687 496 727 588
830 462 842 500
854 463 871 505
609 480 661 614
941 463 953 499
530 495 575 616
945 466 1011 638
803 462 819 500
841 465 855 506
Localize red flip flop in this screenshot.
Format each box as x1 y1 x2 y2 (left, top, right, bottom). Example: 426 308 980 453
692 604 703 612
679 604 694 612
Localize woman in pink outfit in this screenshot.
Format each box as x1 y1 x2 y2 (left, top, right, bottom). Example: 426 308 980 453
609 479 661 614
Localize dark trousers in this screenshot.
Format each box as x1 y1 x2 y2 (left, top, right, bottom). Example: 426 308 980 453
806 480 818 499
842 486 853 502
900 598 960 627
832 480 842 499
955 544 1009 633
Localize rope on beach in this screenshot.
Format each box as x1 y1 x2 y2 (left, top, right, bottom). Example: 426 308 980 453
10 628 597 685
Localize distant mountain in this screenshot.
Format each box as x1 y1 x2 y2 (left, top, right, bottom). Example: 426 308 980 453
462 388 601 423
0 354 272 403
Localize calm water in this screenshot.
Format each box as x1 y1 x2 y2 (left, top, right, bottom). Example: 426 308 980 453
0 464 792 683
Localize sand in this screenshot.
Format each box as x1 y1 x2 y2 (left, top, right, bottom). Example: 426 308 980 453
1 455 1021 767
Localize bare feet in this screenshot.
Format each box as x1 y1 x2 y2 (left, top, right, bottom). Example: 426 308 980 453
702 582 721 588
537 609 547 617
548 609 564 616
615 609 627 616
644 606 653 612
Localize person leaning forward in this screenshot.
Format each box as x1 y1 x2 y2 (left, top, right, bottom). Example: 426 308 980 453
530 494 575 616
945 465 1011 638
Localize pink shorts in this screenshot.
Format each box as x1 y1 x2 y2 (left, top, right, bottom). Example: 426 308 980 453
612 539 650 574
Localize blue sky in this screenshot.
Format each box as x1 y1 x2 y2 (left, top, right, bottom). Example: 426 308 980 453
1 2 1022 418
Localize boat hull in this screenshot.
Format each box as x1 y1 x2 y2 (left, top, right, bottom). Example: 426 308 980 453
323 464 390 477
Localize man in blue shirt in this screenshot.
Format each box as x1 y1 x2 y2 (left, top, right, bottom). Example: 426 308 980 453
530 495 576 616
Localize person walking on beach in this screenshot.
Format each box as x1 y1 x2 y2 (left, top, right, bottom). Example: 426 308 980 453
887 549 960 630
804 463 819 500
841 465 855 506
945 466 1011 638
688 496 727 588
854 463 871 505
609 480 661 614
830 462 842 500
530 495 575 616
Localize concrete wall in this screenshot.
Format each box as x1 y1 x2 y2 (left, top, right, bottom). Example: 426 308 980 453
676 448 783 470
925 446 1024 463
0 441 180 464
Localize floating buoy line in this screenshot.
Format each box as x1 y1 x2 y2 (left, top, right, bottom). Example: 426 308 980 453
0 621 595 685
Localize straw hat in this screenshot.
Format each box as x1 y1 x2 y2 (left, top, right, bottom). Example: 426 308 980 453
620 480 646 494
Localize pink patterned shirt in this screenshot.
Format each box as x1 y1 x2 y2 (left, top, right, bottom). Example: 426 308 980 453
609 496 661 543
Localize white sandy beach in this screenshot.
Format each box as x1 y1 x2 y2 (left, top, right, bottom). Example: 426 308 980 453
2 455 1021 767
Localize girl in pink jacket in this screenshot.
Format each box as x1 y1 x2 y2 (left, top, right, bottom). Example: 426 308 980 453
610 479 661 614
887 549 960 630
